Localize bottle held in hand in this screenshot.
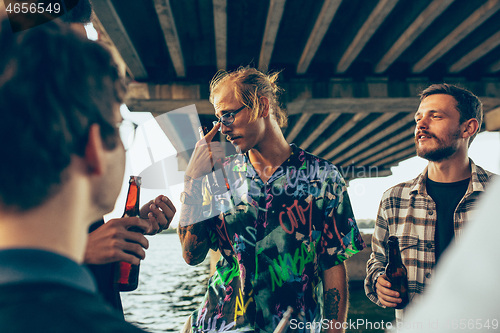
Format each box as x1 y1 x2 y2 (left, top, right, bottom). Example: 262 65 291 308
114 176 143 291
198 125 230 195
385 236 410 309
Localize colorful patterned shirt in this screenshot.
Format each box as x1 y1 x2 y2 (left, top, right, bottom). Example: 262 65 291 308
365 160 494 318
191 144 366 333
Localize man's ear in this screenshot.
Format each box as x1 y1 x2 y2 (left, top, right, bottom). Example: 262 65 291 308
84 124 105 176
69 23 87 37
259 96 270 118
462 118 479 140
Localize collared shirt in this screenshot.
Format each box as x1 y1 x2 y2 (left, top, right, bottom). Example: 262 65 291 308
193 144 366 333
365 160 494 314
0 249 96 293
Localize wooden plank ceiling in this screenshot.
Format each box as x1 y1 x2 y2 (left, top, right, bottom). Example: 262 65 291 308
91 0 500 180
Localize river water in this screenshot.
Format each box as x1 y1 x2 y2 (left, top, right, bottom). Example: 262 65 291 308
121 233 210 332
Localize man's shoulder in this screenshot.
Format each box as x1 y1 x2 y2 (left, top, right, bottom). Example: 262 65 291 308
297 148 348 185
0 283 145 332
381 176 421 201
470 162 497 195
298 147 341 173
474 164 497 184
299 146 335 165
224 146 343 180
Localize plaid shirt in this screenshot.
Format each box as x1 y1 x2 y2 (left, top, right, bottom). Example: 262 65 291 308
365 160 494 315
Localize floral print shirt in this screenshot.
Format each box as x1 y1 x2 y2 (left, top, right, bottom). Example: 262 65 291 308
192 144 366 333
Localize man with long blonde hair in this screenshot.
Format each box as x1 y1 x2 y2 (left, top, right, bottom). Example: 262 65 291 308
178 66 365 333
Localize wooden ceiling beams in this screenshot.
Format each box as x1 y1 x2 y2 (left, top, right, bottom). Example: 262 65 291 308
91 0 147 80
412 0 500 74
154 0 186 78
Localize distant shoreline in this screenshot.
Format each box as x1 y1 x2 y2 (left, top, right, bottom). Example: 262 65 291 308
159 228 177 234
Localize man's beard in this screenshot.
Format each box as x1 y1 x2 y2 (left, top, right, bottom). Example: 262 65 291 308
415 129 461 162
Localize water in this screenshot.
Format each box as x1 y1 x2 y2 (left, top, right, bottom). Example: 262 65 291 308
121 234 210 332
360 228 375 234
122 233 394 333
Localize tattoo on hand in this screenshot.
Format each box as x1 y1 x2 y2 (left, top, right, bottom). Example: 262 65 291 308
325 288 340 321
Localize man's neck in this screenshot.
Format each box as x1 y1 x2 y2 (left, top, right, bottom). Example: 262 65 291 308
248 126 291 183
427 151 471 183
0 174 94 263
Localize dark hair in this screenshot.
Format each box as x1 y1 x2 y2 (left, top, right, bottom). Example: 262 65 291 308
60 0 93 24
420 83 482 145
209 66 287 128
0 18 126 211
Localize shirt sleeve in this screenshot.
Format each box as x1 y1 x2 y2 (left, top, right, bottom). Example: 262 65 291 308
364 196 390 307
318 169 366 272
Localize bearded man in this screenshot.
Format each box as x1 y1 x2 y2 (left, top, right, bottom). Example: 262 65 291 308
365 83 495 322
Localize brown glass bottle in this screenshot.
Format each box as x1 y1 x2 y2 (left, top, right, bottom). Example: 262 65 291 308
114 176 143 291
385 236 409 309
198 126 230 195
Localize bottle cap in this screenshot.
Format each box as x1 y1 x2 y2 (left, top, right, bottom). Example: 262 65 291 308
130 175 142 186
388 235 399 243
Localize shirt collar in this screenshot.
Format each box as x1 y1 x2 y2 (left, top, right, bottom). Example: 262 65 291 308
284 143 302 167
469 160 488 193
243 144 300 184
411 159 486 196
0 249 97 294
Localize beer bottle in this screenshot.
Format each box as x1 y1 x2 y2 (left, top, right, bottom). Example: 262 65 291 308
198 126 230 195
114 176 143 291
385 236 409 309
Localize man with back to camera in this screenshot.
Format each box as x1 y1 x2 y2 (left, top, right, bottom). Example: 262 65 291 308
0 15 149 332
56 0 177 313
365 84 495 321
178 66 366 333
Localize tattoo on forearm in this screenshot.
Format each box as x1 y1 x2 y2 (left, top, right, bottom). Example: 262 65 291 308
177 179 217 264
325 288 341 321
178 196 213 263
178 195 204 242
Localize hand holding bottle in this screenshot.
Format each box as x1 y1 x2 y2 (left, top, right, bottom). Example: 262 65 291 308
85 217 150 266
377 236 410 309
375 274 405 308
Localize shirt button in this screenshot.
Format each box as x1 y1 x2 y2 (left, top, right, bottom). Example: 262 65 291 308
428 210 434 216
426 242 432 249
426 272 432 279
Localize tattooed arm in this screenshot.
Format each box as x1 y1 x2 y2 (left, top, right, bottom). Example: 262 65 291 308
323 262 348 333
178 176 214 266
178 123 223 266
